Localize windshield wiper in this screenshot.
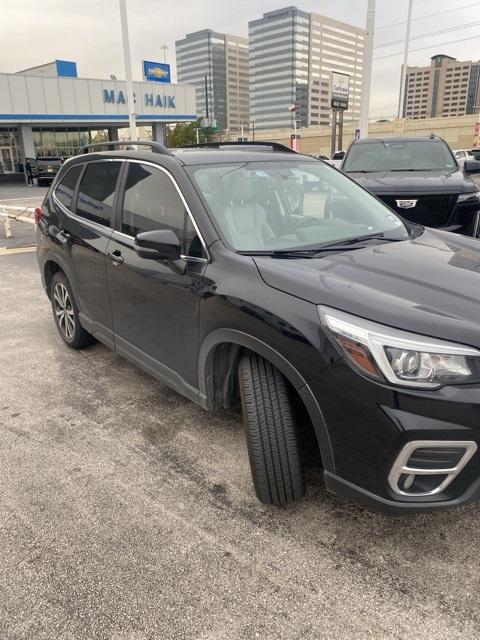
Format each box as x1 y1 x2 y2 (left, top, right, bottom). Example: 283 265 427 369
390 168 435 172
239 247 364 258
239 233 407 259
316 232 406 250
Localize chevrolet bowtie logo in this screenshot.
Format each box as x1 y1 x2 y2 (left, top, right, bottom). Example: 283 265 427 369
396 199 418 209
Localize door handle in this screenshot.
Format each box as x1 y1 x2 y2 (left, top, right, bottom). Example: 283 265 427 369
108 250 124 264
56 229 71 245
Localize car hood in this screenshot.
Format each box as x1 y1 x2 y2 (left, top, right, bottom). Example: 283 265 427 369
344 169 475 195
254 229 480 348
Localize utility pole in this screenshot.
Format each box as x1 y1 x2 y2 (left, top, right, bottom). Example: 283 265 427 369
397 0 413 118
119 0 137 140
204 74 209 121
358 0 375 139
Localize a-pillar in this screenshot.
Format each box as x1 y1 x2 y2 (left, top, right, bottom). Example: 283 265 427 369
152 122 166 146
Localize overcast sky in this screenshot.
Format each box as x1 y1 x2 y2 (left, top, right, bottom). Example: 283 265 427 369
1 0 480 119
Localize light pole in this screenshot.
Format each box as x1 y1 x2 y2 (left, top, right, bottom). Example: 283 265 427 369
119 0 137 140
397 0 414 118
358 0 376 138
161 45 169 64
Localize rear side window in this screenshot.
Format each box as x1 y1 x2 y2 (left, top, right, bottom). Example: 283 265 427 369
54 164 83 210
75 161 121 227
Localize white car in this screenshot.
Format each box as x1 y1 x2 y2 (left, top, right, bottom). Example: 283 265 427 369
326 150 345 169
453 148 475 169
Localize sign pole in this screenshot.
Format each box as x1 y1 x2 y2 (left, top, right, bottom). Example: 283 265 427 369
330 110 337 158
118 0 137 140
338 110 344 151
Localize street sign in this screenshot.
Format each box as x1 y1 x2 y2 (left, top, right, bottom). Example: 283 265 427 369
331 72 350 111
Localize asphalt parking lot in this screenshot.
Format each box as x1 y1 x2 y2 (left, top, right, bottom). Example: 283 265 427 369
2 249 480 639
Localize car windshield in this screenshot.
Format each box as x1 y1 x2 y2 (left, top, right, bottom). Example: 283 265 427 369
343 140 457 173
186 160 409 252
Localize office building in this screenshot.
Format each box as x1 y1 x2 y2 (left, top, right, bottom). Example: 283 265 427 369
403 54 480 119
249 7 365 131
175 30 249 134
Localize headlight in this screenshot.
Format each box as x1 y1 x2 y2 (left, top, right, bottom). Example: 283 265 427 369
457 190 480 204
319 306 480 389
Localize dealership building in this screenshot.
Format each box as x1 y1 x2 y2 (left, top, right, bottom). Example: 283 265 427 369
0 59 197 181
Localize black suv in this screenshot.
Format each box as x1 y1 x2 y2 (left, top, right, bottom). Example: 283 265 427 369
342 136 480 237
36 140 480 514
36 156 63 187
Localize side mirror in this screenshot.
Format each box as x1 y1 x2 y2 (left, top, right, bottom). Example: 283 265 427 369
134 229 182 261
464 159 480 174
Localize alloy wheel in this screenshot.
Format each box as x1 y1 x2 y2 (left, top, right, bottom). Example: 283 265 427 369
53 282 75 339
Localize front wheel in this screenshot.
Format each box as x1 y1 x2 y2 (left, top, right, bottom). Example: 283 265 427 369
50 272 95 349
238 353 305 506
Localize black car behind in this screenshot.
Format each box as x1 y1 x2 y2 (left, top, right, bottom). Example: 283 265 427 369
342 136 480 237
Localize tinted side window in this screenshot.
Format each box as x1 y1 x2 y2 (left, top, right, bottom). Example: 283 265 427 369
122 163 204 257
54 164 83 210
75 161 121 227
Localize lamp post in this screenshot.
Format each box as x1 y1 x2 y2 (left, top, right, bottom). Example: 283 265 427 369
161 45 169 64
118 0 137 140
397 0 414 118
358 0 376 138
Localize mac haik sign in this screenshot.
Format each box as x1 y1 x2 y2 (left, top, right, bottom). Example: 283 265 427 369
331 72 350 111
103 89 176 109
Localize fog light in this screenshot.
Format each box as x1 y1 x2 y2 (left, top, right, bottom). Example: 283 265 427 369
388 440 477 497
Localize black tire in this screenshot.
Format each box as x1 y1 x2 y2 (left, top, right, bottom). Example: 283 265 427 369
37 180 44 187
238 353 305 506
50 271 95 349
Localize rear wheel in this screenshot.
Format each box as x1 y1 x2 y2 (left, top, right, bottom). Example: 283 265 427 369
238 353 305 505
50 272 94 349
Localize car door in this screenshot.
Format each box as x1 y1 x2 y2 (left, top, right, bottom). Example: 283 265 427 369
58 159 123 349
105 160 208 396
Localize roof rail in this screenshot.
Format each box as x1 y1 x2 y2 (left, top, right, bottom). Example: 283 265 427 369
80 140 174 156
181 141 296 153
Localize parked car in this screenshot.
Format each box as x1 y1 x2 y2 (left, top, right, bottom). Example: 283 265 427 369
36 156 63 187
36 139 480 514
342 136 480 237
453 148 475 169
328 150 345 169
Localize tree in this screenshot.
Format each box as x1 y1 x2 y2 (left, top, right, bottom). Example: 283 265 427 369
167 118 210 147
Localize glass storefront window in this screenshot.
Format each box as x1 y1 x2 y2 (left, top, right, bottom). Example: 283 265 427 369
0 128 21 173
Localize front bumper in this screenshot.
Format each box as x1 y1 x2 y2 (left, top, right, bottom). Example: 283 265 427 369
324 469 480 514
312 359 480 513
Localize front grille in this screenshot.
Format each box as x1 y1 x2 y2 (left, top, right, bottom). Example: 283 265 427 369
378 194 457 227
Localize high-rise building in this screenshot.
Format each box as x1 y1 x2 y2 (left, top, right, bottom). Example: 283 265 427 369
403 55 480 120
249 7 365 131
175 29 249 134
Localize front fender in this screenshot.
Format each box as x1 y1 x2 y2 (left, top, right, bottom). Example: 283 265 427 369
198 328 335 472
